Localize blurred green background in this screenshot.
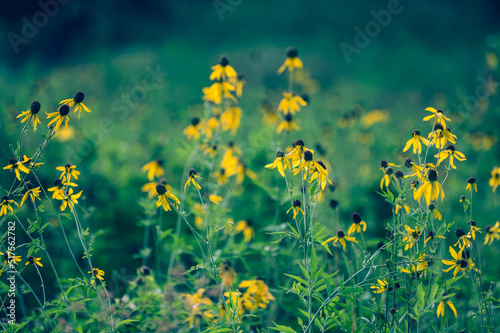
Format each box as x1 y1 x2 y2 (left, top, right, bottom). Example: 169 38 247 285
1 0 500 300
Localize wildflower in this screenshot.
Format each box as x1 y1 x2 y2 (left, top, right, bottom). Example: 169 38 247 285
209 194 222 205
370 279 390 293
204 144 218 158
277 113 299 134
402 225 421 251
277 47 303 74
348 212 367 235
219 261 237 289
265 151 291 177
489 166 500 192
142 179 170 199
461 250 480 274
361 109 389 128
193 203 204 228
380 167 394 191
400 263 423 278
57 188 83 212
442 246 466 277
460 195 468 203
221 105 242 134
235 73 245 97
183 117 201 140
454 228 472 249
142 158 164 182
239 278 275 310
484 222 500 245
214 168 228 184
60 91 91 119
46 104 71 131
20 185 41 207
202 80 237 104
287 200 304 219
235 219 254 242
416 254 434 274
54 125 74 141
261 100 280 126
380 160 400 171
395 199 410 215
184 168 202 192
436 292 457 318
210 55 237 81
424 230 445 246
155 184 180 212
1 251 21 266
278 92 307 115
428 124 456 149
200 116 220 139
468 220 481 240
321 230 358 251
308 160 332 191
23 155 43 169
428 203 442 220
57 163 80 185
223 291 244 317
435 145 466 169
0 195 19 217
48 177 77 199
293 150 322 175
403 130 429 154
285 139 311 168
423 107 451 128
180 289 215 327
25 256 43 267
88 268 105 286
329 199 339 209
17 101 42 131
415 169 444 205
3 157 30 181
466 177 477 192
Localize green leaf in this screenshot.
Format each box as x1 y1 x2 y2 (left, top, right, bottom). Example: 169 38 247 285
115 319 138 330
284 274 308 286
269 323 297 333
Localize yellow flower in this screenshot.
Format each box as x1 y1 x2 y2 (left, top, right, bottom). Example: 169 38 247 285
3 156 30 181
307 160 332 191
278 92 307 115
210 55 237 81
287 200 304 219
277 113 300 134
219 261 237 289
265 151 291 177
56 163 81 185
428 124 456 149
221 105 242 134
235 219 254 243
57 188 83 212
54 125 74 142
214 168 228 184
1 251 21 266
180 289 215 327
239 278 275 310
424 230 445 246
400 263 425 278
348 212 367 235
17 101 42 131
489 166 500 192
466 177 477 192
141 180 171 199
142 158 164 182
321 230 358 251
260 100 280 126
20 185 41 207
88 268 105 286
380 166 395 191
428 203 442 220
284 140 313 169
435 145 466 169
184 169 202 192
484 221 500 245
436 292 457 318
202 80 237 104
46 104 71 131
183 117 201 140
277 47 303 74
442 246 466 277
48 177 77 199
423 107 451 128
454 228 472 249
209 194 222 205
468 220 481 240
370 279 389 293
402 225 421 251
155 184 180 212
403 129 429 154
0 195 19 216
395 199 410 215
200 116 220 140
235 73 245 97
414 169 444 206
25 255 43 267
60 91 91 119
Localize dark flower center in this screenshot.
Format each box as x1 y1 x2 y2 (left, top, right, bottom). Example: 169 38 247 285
294 139 304 147
59 104 70 116
427 231 435 238
31 101 41 114
1 195 9 202
455 228 465 238
276 150 284 158
191 117 200 126
467 177 475 184
156 184 167 195
74 91 85 103
412 129 421 137
337 230 345 238
219 55 229 66
304 150 313 161
404 158 413 168
293 199 301 208
329 200 338 209
380 160 388 168
352 212 362 223
317 161 326 170
8 158 17 165
188 168 196 177
395 170 404 178
469 220 476 227
460 260 468 268
286 47 298 58
427 169 438 181
285 113 293 122
446 145 455 151
385 167 393 175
